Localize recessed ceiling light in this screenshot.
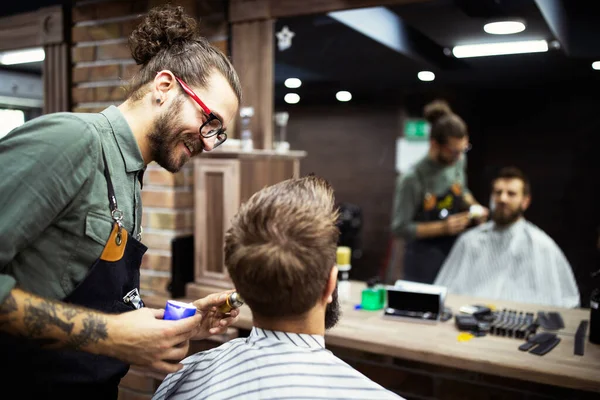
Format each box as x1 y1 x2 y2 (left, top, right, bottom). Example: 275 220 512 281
484 20 526 35
336 91 352 102
592 61 600 70
284 78 302 88
452 40 548 58
0 47 45 65
417 71 435 81
284 93 300 104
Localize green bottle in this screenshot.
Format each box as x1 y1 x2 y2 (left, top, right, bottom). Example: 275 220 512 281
361 277 386 310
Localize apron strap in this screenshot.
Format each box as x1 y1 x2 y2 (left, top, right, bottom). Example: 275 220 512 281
100 148 124 226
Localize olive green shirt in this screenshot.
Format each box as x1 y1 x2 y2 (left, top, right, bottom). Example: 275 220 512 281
391 155 470 240
0 106 145 303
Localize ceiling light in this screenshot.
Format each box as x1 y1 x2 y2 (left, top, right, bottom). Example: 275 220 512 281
452 40 548 58
484 21 526 35
417 71 435 81
592 61 600 70
336 91 352 102
284 93 300 104
0 47 45 65
284 78 302 88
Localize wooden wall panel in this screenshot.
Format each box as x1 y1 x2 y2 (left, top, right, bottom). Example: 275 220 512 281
43 43 70 114
194 158 241 288
0 6 64 51
205 172 225 273
231 20 274 149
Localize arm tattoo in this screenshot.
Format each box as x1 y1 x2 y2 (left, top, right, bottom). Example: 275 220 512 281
62 307 85 321
66 314 108 351
0 293 18 330
23 299 74 337
0 292 18 315
9 294 109 350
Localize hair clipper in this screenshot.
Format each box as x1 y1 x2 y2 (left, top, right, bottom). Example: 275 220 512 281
218 292 244 313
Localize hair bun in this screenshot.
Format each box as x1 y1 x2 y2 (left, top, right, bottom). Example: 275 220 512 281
128 4 198 65
423 99 453 125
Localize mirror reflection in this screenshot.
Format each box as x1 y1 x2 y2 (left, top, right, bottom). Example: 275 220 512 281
274 0 600 308
0 47 44 139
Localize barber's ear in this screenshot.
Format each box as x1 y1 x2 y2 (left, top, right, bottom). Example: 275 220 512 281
325 266 338 304
153 70 177 102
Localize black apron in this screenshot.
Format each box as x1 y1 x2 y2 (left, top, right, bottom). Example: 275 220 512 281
403 168 467 284
0 149 147 399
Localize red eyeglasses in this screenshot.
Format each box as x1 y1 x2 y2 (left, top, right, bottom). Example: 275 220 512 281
175 76 227 149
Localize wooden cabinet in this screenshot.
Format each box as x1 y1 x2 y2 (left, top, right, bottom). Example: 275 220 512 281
189 150 306 294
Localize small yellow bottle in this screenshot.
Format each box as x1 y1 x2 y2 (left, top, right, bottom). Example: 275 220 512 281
336 246 352 302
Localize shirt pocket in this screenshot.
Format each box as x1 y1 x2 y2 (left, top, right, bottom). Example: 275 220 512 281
85 211 114 246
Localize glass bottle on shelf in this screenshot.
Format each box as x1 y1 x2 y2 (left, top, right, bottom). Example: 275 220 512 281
274 111 290 153
240 107 254 152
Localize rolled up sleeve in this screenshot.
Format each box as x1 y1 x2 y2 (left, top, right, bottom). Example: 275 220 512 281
0 275 16 304
391 173 420 240
0 114 95 303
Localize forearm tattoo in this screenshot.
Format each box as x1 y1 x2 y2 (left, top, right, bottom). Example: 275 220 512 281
62 307 85 321
19 297 108 350
0 292 18 329
0 292 18 314
66 315 108 350
24 299 74 337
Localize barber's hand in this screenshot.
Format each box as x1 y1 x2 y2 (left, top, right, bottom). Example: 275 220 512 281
473 206 489 224
106 308 202 375
445 212 471 235
191 290 241 340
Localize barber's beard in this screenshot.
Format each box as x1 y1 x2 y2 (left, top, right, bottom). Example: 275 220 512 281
435 152 456 166
324 285 341 330
492 205 523 226
147 97 200 173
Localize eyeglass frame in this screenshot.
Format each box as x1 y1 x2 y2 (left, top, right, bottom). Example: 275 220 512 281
174 76 227 149
440 141 471 157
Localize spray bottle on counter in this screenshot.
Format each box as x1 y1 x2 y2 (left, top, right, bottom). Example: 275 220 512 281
336 246 352 302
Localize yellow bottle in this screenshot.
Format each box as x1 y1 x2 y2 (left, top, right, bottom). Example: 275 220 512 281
336 246 352 302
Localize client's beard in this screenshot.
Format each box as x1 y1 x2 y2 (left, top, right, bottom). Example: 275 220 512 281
324 285 341 330
492 205 523 226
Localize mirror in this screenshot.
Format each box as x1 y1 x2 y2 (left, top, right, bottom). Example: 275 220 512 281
0 47 44 139
273 0 600 307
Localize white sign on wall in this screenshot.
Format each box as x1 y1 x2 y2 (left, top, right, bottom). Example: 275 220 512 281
395 137 429 174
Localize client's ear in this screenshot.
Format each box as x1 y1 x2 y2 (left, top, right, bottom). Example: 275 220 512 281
324 265 338 304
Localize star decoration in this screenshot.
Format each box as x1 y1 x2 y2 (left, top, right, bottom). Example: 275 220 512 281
275 25 295 51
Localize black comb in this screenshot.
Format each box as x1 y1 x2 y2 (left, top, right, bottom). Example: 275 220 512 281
574 320 588 356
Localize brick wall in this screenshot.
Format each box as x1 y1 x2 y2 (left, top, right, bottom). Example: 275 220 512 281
70 0 229 299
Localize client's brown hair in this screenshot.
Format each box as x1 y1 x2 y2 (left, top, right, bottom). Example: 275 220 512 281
494 166 531 196
224 175 340 318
